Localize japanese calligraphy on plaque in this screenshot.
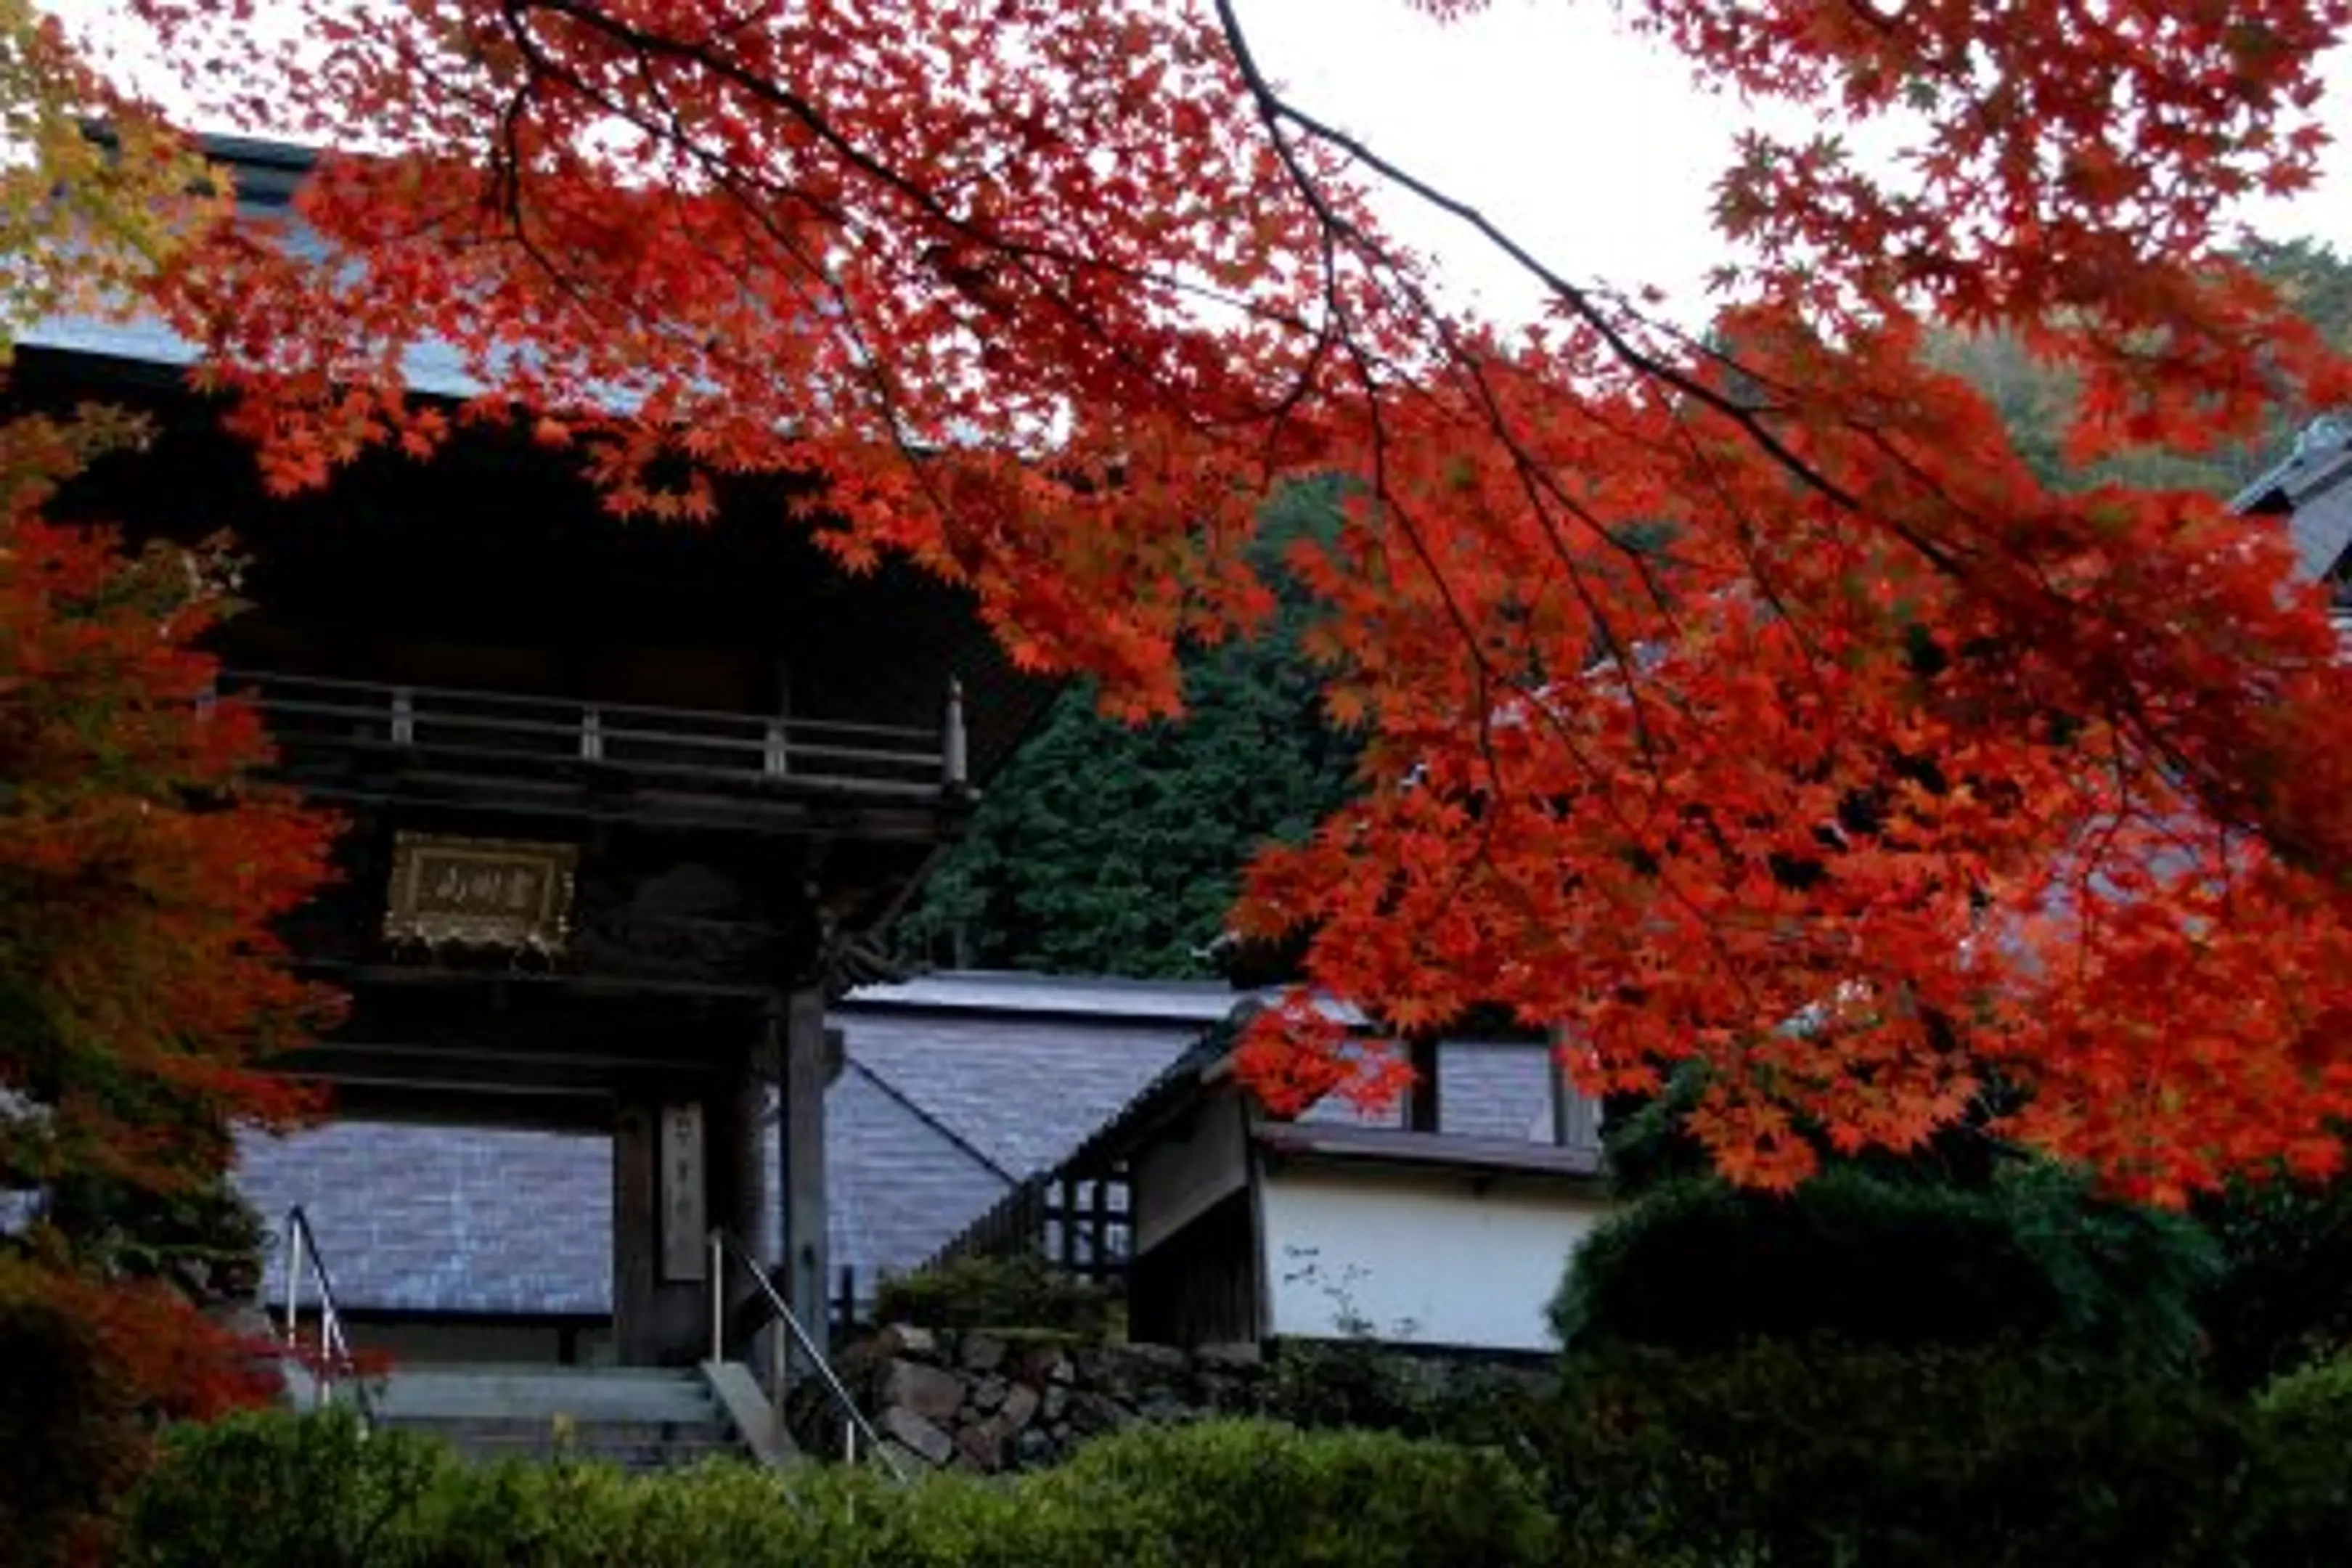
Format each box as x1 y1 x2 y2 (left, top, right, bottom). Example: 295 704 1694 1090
660 1103 708 1283
383 833 579 952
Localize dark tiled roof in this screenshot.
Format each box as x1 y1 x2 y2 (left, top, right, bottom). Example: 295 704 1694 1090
2233 416 2352 583
25 135 489 398
842 1011 1201 1177
234 975 1574 1317
239 974 1207 1314
1295 1039 1561 1141
844 971 1243 1022
2292 475 2352 585
237 1122 610 1315
1254 1122 1606 1182
821 1067 1004 1288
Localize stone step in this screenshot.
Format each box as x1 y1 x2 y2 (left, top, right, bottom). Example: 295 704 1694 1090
367 1362 756 1472
386 1415 735 1448
375 1370 720 1426
425 1430 750 1474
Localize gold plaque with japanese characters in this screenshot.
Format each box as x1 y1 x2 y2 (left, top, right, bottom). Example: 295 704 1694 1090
383 833 579 952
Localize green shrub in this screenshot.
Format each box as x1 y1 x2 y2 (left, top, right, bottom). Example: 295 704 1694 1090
871 1251 1114 1336
0 1257 145 1568
123 1408 1553 1567
2199 1171 2352 1393
1551 1337 2257 1568
1255 1339 1554 1471
2248 1355 2352 1563
1032 1419 1556 1567
1555 1165 2218 1371
124 1405 455 1568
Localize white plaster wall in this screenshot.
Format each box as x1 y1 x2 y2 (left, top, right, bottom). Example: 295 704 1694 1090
1259 1167 1612 1352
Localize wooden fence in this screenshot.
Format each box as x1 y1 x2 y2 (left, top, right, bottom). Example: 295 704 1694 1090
830 1164 1131 1336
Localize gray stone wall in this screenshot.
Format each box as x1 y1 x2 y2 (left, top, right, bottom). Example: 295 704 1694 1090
799 1325 1268 1474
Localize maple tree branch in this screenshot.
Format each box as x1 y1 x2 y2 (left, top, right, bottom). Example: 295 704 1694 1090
505 0 1326 434
1206 0 1882 523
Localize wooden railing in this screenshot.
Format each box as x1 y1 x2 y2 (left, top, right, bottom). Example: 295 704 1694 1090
220 669 967 795
924 1166 1132 1285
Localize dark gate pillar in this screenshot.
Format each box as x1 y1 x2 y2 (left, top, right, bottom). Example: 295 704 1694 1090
611 1052 766 1366
777 987 830 1358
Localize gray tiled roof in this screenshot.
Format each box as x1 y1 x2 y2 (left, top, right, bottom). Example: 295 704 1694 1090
841 1013 1204 1177
23 309 488 401
2233 415 2352 583
1295 1039 1559 1142
232 977 1566 1318
237 976 1207 1315
2291 475 2352 585
822 1067 1005 1284
237 1122 610 1315
845 971 1242 1022
25 135 499 402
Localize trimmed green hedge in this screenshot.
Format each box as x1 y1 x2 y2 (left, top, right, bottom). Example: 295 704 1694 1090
870 1252 1116 1337
122 1410 1556 1568
1556 1339 2238 1566
1552 1166 2218 1371
2255 1355 2352 1563
1551 1336 2352 1568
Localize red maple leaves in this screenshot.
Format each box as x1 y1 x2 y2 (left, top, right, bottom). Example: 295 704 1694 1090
79 0 2352 1198
1 407 339 1419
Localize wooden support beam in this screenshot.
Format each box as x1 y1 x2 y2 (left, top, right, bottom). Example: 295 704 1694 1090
1406 1032 1442 1133
777 989 830 1363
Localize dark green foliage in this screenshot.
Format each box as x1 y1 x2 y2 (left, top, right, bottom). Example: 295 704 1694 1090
1030 1419 1556 1567
1554 1164 2219 1371
2197 1169 2352 1394
38 1171 267 1306
0 1255 144 1568
896 479 1360 978
1932 234 2352 497
1254 1340 1556 1471
123 1409 1559 1568
1601 1058 2028 1204
1551 1339 2263 1568
2251 1355 2352 1563
126 1407 455 1568
870 1251 1115 1336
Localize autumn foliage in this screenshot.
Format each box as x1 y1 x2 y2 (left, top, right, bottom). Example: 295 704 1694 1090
67 0 2352 1198
0 399 337 1370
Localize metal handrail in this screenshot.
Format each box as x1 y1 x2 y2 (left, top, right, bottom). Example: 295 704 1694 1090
709 1229 902 1479
277 1206 375 1426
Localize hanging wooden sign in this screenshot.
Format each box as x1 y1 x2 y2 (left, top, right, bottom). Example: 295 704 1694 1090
383 833 579 952
660 1102 709 1283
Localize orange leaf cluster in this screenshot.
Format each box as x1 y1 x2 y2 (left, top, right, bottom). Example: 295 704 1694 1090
85 0 2352 1198
0 408 338 1217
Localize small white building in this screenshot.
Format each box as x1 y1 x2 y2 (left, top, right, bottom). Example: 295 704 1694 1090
1069 1037 1615 1355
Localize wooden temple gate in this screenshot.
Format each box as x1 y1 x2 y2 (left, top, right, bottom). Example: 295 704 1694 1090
17 135 1053 1368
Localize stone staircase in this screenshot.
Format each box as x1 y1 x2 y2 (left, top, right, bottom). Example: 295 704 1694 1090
370 1363 772 1473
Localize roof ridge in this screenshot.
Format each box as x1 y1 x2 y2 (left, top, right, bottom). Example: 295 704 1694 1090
843 1055 1018 1184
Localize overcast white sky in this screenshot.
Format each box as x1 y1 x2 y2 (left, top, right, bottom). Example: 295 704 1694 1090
1233 0 2352 322
63 0 2352 327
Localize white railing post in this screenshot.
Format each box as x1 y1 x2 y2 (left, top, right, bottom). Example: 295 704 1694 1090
282 1220 303 1349
319 1296 338 1407
580 707 605 761
943 677 968 790
389 687 415 745
709 1232 725 1364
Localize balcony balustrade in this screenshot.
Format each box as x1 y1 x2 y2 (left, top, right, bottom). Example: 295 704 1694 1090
218 669 968 800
